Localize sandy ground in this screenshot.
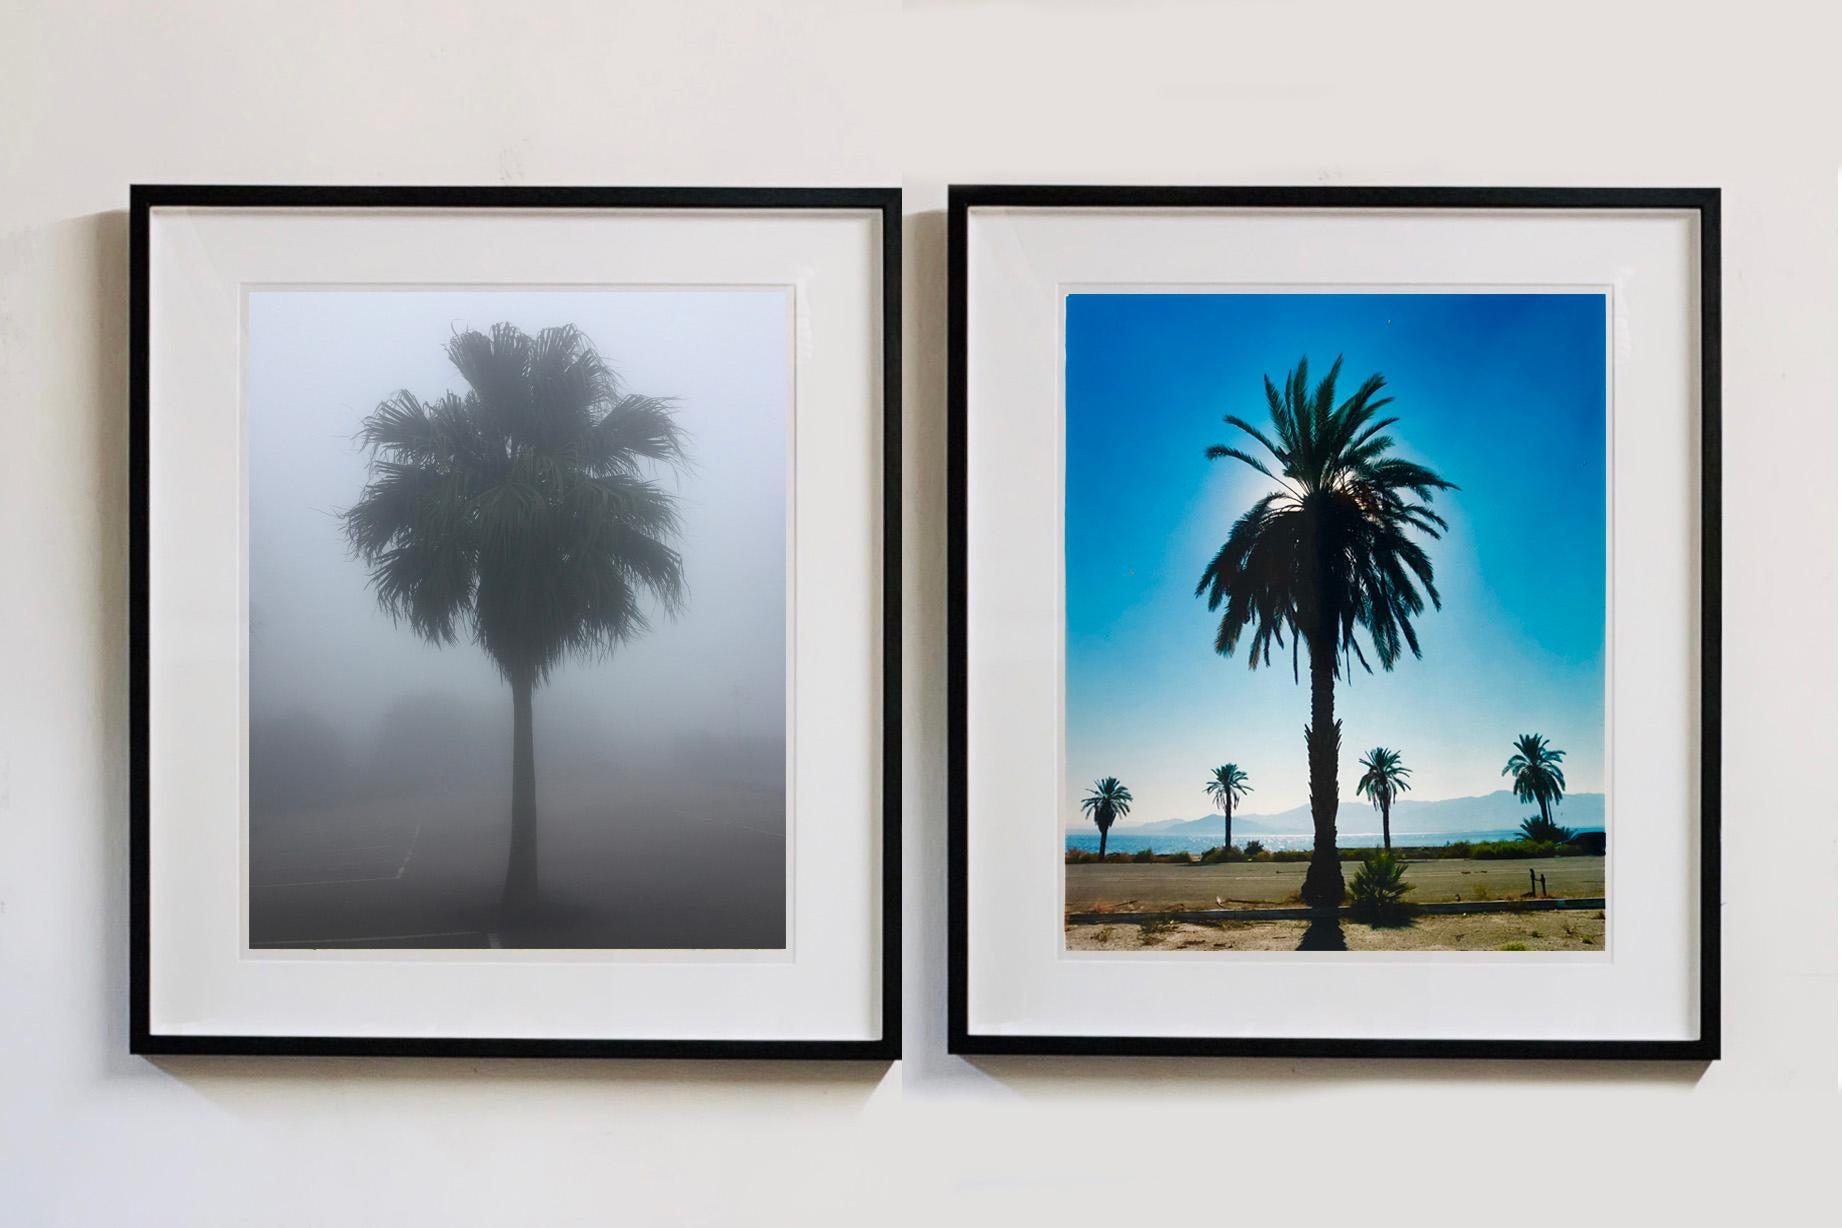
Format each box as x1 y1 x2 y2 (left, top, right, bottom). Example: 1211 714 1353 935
1067 909 1606 952
1066 856 1604 912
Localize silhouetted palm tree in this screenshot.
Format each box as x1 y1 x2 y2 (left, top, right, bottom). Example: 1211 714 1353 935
1080 777 1133 860
1503 733 1567 830
345 323 686 917
1203 762 1251 850
1355 747 1412 852
1196 356 1455 909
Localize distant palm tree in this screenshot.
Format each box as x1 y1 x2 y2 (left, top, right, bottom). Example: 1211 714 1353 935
1354 747 1412 852
1503 733 1567 831
1080 777 1134 860
1196 356 1455 908
1203 763 1251 850
345 323 687 918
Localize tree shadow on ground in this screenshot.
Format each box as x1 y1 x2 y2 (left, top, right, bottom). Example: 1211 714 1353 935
1297 914 1348 950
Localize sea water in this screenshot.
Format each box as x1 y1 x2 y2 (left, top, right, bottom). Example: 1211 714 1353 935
1064 828 1605 855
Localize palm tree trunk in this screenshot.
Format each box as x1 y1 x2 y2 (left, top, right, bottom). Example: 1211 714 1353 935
1224 798 1232 851
501 669 539 918
1301 636 1344 909
1099 826 1109 860
1537 793 1552 830
1381 795 1391 852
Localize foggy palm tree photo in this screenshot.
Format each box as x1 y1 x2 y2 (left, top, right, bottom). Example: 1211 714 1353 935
1064 293 1609 954
246 289 791 951
344 323 687 919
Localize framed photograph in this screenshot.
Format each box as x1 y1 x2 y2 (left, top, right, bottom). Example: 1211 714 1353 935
948 186 1718 1059
131 185 901 1059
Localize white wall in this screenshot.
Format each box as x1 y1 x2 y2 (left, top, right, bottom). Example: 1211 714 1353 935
1 1 1836 1223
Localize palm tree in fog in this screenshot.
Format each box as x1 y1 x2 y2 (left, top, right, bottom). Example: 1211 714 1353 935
345 323 686 917
1081 777 1133 860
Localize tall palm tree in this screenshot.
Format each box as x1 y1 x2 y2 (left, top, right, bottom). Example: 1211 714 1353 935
345 323 687 917
1354 747 1412 852
1503 733 1567 830
1203 763 1251 849
1080 777 1133 860
1196 356 1455 908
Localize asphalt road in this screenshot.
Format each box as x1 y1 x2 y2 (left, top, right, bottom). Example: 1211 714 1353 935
1065 855 1606 911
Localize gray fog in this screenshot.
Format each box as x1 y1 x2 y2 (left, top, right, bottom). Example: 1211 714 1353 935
245 288 790 950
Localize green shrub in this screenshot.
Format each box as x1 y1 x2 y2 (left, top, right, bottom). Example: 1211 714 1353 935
1347 850 1413 922
1467 839 1557 860
1518 815 1575 844
1065 847 1195 864
1199 845 1246 864
1242 840 1266 857
1137 919 1178 945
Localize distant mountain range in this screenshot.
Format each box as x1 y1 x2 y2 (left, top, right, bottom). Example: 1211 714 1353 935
1115 789 1605 836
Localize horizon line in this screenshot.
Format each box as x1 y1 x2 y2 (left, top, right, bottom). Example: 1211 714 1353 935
1093 787 1607 830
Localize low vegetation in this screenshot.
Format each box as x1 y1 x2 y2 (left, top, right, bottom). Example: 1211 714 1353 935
1517 814 1575 844
1066 838 1595 865
1346 851 1413 922
1065 847 1195 865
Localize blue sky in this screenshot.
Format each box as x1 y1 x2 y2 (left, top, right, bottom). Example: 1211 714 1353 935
1064 292 1607 827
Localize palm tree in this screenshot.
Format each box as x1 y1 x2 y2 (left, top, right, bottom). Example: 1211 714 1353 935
1503 733 1567 830
1080 777 1133 860
1203 763 1251 850
1354 747 1412 852
1196 356 1455 908
345 323 687 918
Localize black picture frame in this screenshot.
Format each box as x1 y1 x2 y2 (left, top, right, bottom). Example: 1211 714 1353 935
946 185 1720 1061
130 185 903 1061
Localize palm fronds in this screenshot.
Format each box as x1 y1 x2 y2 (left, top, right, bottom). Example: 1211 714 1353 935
1195 355 1456 677
1502 733 1567 826
345 322 688 684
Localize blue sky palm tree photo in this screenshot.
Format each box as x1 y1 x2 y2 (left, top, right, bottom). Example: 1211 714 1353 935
1063 292 1607 854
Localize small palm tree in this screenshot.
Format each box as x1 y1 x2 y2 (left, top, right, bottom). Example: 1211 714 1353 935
1518 814 1575 844
1347 850 1413 922
346 323 687 918
1503 733 1567 831
1203 763 1252 850
1354 747 1412 852
1196 356 1456 907
1080 777 1134 860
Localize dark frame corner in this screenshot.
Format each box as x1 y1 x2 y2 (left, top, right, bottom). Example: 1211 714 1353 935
946 185 1720 1062
130 185 903 1062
